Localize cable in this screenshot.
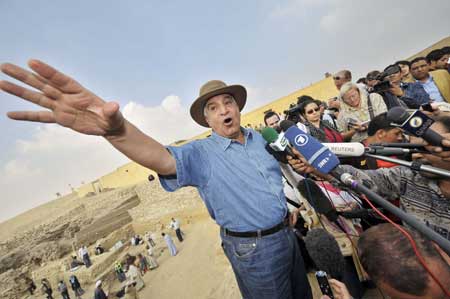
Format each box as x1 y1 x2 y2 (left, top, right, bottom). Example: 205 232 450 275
358 193 450 297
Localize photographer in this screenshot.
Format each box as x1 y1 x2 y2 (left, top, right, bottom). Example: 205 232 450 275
380 64 431 109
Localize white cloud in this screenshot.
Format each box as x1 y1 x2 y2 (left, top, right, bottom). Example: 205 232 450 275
0 95 204 222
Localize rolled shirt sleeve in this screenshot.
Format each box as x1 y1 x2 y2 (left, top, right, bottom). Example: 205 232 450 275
159 142 210 191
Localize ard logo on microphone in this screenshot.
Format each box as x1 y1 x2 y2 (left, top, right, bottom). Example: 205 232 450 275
294 134 309 147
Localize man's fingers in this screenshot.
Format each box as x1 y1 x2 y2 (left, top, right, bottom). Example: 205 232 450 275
1 63 62 99
28 59 83 94
0 80 55 110
7 111 55 123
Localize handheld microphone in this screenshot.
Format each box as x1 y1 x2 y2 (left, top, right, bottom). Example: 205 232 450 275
387 107 449 150
261 127 295 157
365 146 423 156
323 143 365 157
280 120 340 174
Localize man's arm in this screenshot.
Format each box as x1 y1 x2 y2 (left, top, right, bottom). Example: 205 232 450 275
0 60 176 175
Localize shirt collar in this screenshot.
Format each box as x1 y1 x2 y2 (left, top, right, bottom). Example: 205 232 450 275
210 127 252 151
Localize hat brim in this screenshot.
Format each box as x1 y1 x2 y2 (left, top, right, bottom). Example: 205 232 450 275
190 85 247 127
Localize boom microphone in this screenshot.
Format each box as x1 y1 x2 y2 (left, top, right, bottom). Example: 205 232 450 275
304 228 345 280
387 107 449 150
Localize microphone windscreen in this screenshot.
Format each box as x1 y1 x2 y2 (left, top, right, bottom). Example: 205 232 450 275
387 107 409 124
261 127 279 144
280 120 296 132
304 228 345 280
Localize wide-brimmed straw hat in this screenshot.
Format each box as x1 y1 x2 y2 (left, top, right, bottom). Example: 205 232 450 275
190 80 247 127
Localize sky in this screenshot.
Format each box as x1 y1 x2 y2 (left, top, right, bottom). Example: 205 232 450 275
0 0 449 222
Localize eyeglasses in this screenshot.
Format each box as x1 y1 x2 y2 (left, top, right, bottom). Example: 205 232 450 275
306 107 320 115
333 76 341 80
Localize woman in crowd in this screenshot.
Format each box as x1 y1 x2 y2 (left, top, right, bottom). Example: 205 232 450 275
337 82 387 142
298 98 344 143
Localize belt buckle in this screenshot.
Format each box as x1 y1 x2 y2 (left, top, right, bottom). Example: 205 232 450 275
257 229 262 239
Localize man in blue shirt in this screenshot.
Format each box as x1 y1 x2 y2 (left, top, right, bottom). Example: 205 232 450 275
0 61 311 299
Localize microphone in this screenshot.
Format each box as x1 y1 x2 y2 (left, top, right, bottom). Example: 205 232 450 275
324 143 423 157
261 127 295 157
304 228 345 280
276 121 450 256
280 120 341 174
387 107 449 150
370 143 426 149
323 142 365 157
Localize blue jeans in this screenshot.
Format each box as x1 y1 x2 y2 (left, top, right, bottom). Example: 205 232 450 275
221 227 312 299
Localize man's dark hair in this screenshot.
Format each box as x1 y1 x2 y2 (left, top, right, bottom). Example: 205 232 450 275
432 114 450 133
395 60 410 67
297 95 315 105
342 70 352 80
426 49 445 63
263 111 279 125
356 77 366 84
314 99 325 108
366 70 381 80
367 112 397 136
410 56 428 67
358 224 442 296
441 46 450 55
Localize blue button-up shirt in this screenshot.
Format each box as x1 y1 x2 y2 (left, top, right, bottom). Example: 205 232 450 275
400 82 431 108
159 128 288 232
418 74 445 102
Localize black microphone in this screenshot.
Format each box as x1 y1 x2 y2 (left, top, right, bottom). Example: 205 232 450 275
370 142 426 149
387 107 449 150
304 228 345 280
365 146 423 156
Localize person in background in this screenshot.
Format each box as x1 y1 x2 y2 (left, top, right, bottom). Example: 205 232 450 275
297 98 343 143
41 278 53 299
57 280 70 299
427 49 449 71
395 60 414 83
162 232 177 256
114 260 127 282
263 111 281 130
333 70 352 91
410 56 450 103
69 274 84 299
383 64 431 108
365 70 381 91
169 217 184 242
358 224 450 299
94 280 108 299
145 244 159 270
337 82 387 142
362 112 405 169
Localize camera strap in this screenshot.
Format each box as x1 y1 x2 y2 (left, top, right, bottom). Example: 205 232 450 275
367 94 375 120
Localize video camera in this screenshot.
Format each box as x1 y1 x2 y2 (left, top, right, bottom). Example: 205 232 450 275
283 103 302 123
371 64 401 94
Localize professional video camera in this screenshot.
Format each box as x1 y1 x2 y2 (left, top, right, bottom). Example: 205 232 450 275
283 103 302 123
371 64 401 94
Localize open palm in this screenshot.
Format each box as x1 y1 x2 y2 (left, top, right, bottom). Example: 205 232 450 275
0 60 124 136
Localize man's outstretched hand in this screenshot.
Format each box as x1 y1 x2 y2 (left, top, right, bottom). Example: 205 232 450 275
1 60 125 136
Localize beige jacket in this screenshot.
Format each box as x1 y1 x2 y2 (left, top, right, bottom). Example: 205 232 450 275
337 91 387 142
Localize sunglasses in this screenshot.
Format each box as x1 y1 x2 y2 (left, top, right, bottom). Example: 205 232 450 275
306 107 320 115
333 76 341 80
